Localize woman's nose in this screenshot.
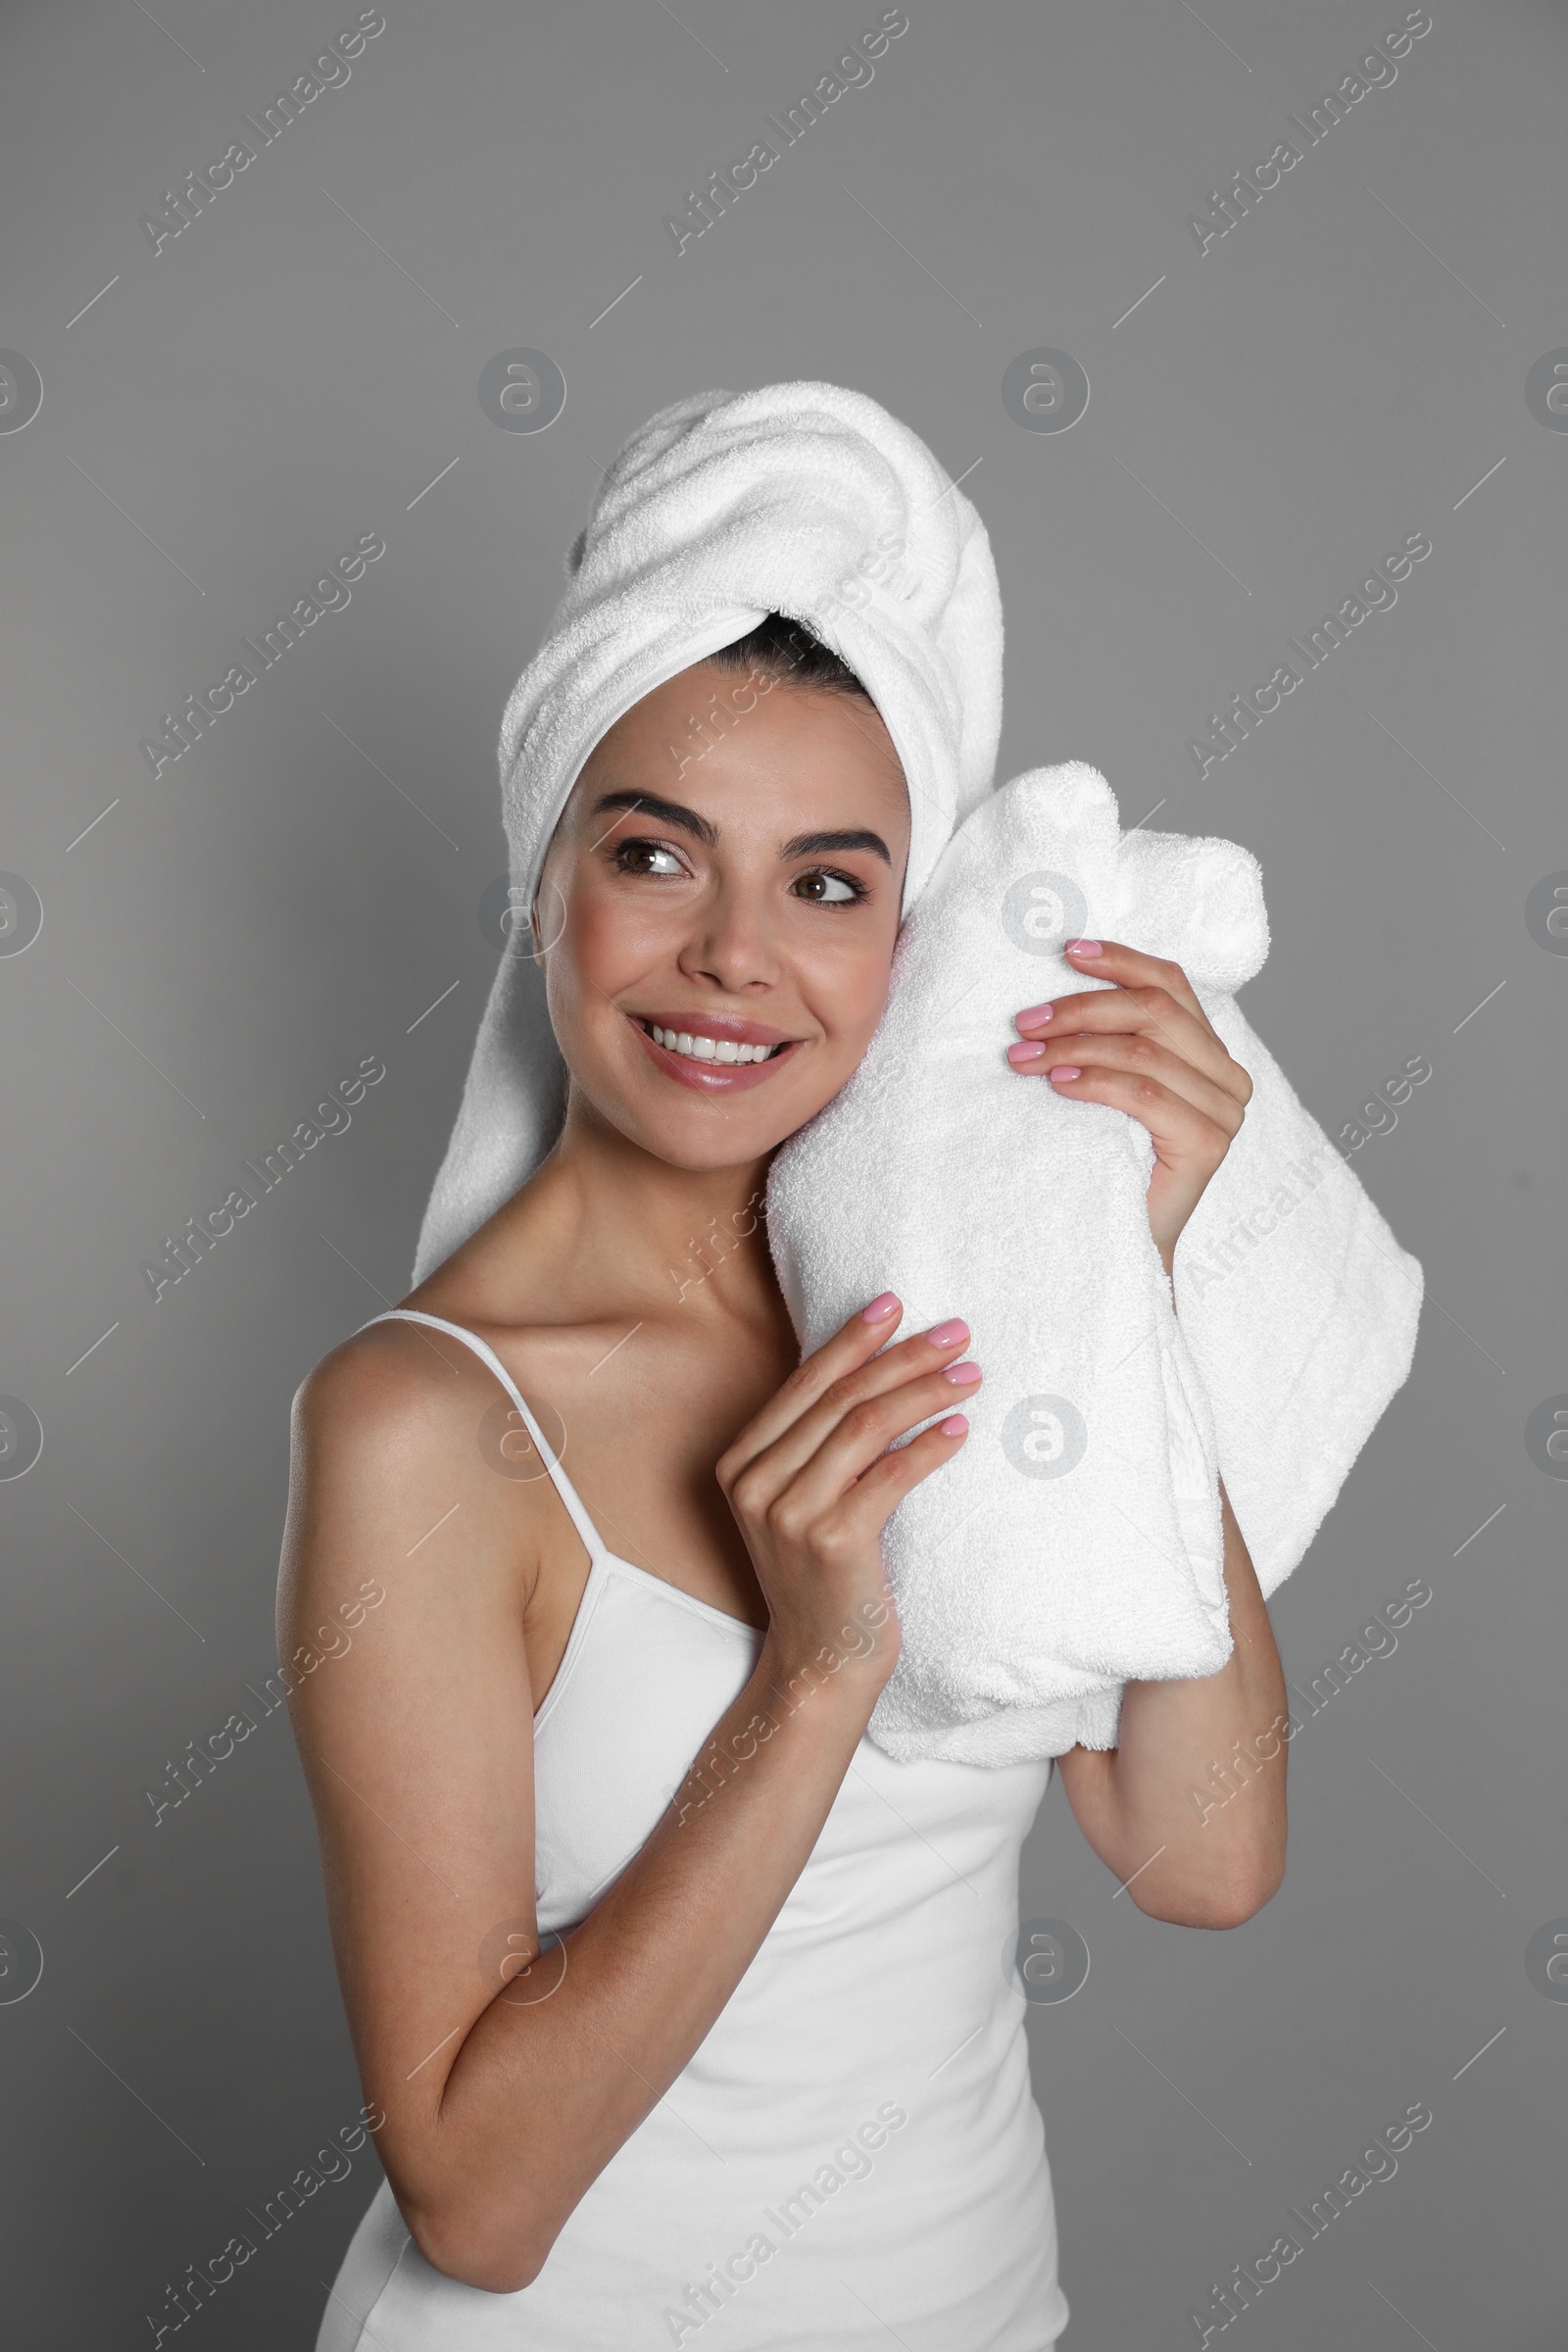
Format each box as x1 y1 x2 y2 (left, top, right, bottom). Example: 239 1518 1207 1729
677 897 782 992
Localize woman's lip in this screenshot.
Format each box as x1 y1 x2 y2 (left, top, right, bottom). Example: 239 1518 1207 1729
629 1016 802 1093
633 1011 799 1048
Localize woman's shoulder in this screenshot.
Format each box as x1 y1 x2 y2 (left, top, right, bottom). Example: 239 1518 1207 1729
284 1306 562 1619
291 1187 653 1477
292 1287 583 1471
294 1311 456 1451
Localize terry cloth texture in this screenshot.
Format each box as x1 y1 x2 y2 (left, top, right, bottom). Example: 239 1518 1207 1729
766 761 1423 1764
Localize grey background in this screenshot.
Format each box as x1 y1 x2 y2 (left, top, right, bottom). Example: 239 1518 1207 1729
1 0 1562 2343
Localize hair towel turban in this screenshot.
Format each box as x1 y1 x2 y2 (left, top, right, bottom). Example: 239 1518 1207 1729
414 380 1002 1282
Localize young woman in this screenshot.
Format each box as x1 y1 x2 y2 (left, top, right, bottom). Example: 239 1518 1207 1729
283 614 1287 2351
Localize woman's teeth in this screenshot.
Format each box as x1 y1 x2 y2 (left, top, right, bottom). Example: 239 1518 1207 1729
648 1024 781 1065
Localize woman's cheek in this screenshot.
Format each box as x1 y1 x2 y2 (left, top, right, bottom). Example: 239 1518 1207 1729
817 917 896 1017
575 872 681 972
548 884 694 1073
798 962 897 1091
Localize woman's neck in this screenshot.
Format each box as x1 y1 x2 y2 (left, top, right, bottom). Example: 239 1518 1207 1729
431 1087 784 1339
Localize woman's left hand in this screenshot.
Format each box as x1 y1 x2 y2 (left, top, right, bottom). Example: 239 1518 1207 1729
1005 938 1253 1276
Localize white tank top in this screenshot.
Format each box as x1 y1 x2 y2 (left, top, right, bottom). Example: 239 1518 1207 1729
317 1309 1069 2351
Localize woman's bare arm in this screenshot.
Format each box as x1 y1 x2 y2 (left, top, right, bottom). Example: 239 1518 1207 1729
1010 938 1288 1926
1054 1484 1288 1927
278 1299 977 2292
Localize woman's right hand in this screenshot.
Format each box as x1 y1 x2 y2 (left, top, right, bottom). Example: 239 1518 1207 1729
714 1294 980 1696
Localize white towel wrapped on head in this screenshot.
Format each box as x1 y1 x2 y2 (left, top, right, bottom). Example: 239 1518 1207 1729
765 760 1423 1765
413 379 1002 1284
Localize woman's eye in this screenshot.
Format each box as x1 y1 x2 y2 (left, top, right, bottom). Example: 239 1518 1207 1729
613 839 686 877
794 868 865 906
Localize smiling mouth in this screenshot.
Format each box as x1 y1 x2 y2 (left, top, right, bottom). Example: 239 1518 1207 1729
628 1013 803 1087
638 1020 788 1066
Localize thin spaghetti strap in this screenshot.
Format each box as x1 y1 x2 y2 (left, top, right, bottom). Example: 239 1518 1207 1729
363 1307 609 1565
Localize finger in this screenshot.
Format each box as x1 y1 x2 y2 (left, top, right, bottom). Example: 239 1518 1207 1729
824 1412 972 1545
1034 1061 1237 1160
1010 1032 1245 1131
717 1308 970 1494
719 1295 905 1473
1010 987 1243 1099
728 1326 973 1505
770 1360 985 1524
1063 938 1210 1027
1064 937 1208 1024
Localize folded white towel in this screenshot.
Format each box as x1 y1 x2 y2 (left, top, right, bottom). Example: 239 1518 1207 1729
766 761 1424 1765
414 380 1003 1282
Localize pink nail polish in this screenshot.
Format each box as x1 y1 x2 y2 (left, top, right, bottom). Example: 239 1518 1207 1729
939 1414 969 1439
1064 938 1102 956
1015 1004 1054 1027
1049 1064 1083 1081
942 1359 981 1385
1006 1041 1046 1064
861 1292 901 1322
927 1318 969 1348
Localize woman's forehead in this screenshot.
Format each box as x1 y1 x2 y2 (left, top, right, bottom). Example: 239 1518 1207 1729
575 669 906 810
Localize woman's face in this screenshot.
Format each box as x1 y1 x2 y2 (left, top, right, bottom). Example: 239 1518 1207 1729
534 659 910 1172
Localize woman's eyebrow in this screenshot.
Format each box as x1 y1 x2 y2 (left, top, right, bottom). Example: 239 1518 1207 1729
779 827 892 867
590 789 716 847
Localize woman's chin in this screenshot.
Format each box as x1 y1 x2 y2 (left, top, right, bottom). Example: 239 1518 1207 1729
605 1075 852 1173
630 1103 814 1172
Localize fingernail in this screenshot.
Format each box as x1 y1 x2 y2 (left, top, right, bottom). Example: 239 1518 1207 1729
1065 938 1102 956
1048 1064 1083 1081
1015 1004 1054 1028
939 1414 969 1438
861 1292 901 1322
942 1359 981 1386
927 1318 969 1348
1006 1041 1046 1065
